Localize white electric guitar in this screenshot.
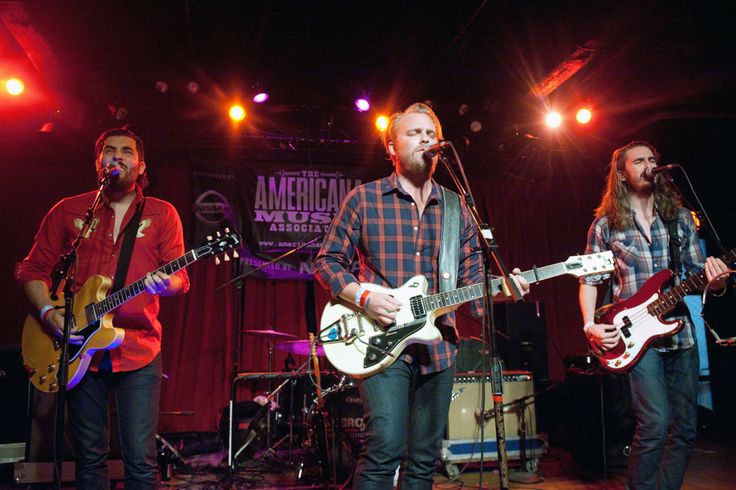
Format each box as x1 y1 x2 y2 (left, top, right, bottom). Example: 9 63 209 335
319 252 615 378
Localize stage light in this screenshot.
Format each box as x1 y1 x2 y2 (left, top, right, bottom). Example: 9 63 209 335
355 98 370 112
229 104 246 122
5 78 24 96
469 120 482 133
545 111 562 128
115 107 128 121
154 81 169 94
253 92 269 103
375 115 389 132
187 81 200 94
576 107 592 124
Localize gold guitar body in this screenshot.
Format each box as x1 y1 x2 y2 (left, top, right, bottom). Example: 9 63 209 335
21 275 125 393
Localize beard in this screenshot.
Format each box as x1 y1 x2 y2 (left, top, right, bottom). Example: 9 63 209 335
398 152 436 178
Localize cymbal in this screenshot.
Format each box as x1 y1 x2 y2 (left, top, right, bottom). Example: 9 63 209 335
240 329 297 339
277 340 325 357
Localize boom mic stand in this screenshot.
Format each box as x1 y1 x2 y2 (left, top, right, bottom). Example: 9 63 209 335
436 141 523 490
657 165 733 286
47 173 112 490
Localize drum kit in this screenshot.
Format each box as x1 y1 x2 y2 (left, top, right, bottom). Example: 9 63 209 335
232 328 362 485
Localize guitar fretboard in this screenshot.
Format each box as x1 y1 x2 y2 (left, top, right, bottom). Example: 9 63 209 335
89 250 198 321
421 261 571 312
648 248 735 317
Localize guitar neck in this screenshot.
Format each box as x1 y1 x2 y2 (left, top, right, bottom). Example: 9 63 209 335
649 248 736 317
92 250 198 320
422 261 572 312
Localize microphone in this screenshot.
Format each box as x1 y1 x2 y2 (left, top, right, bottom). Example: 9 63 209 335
100 163 121 181
643 164 677 180
424 140 451 157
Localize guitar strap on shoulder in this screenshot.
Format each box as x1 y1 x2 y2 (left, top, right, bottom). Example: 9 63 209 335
665 217 683 285
111 198 146 293
439 187 460 293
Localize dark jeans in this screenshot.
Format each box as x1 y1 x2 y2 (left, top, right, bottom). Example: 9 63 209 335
626 345 699 490
67 355 162 490
353 359 455 490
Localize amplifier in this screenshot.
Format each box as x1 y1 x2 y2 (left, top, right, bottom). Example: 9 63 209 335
441 371 546 463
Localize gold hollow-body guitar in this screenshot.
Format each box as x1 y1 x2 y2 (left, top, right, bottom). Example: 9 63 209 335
22 230 241 393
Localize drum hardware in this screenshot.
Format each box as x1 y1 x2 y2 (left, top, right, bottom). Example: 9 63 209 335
216 237 322 488
232 375 292 462
277 339 326 357
300 375 364 487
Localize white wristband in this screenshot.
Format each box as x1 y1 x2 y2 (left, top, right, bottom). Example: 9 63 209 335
354 287 366 307
39 304 55 322
583 320 595 335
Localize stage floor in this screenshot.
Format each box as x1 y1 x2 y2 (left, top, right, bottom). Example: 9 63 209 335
148 433 733 489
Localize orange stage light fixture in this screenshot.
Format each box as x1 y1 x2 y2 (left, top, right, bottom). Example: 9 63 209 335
375 115 389 132
545 111 562 128
228 104 246 122
576 107 592 124
5 78 25 96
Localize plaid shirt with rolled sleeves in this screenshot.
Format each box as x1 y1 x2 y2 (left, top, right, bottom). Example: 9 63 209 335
314 172 484 374
581 207 706 351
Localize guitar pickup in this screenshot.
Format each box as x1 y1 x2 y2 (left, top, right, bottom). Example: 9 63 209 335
621 316 632 338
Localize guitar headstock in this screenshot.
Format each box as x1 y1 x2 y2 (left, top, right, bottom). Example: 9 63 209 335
564 251 615 277
196 229 242 263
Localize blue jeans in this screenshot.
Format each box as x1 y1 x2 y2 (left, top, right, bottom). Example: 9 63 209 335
67 355 162 490
353 359 455 490
626 346 699 490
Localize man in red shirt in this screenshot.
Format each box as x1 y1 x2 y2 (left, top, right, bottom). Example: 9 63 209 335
19 128 189 489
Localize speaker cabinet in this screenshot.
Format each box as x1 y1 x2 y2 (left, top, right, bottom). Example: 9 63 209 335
441 371 546 463
498 302 549 382
0 347 29 446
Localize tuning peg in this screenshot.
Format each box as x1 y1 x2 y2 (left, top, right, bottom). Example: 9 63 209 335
207 235 213 241
223 253 231 262
216 231 222 237
224 227 230 233
215 257 221 265
232 250 239 258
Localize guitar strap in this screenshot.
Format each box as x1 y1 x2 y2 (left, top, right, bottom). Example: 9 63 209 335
664 217 683 285
439 187 460 293
111 198 146 293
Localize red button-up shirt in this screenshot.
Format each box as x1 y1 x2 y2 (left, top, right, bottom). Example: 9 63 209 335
18 188 190 372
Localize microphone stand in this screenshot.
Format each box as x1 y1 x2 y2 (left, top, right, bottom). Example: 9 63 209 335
658 165 727 256
437 142 522 490
47 175 112 489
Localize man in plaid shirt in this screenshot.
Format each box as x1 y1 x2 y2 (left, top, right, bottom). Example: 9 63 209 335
579 141 728 489
314 102 528 489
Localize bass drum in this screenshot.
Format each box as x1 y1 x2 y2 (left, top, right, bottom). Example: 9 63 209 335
307 385 365 486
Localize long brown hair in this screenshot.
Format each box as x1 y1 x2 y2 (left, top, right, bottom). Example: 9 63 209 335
595 141 681 230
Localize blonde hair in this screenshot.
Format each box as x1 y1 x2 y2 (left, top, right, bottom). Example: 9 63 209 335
595 141 681 230
381 102 443 158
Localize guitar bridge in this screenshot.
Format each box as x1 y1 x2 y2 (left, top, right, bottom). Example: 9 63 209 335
319 312 365 344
